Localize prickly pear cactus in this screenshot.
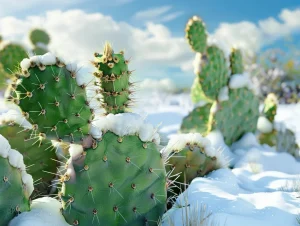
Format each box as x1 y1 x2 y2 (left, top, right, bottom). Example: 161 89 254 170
180 103 212 134
0 110 58 197
0 135 33 225
11 53 93 143
0 42 27 74
181 16 259 145
164 133 226 194
29 29 50 55
60 43 167 226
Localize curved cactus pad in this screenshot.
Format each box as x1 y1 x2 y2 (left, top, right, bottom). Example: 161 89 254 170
0 122 58 197
61 132 167 226
198 45 229 100
13 54 93 143
185 16 207 53
0 135 32 225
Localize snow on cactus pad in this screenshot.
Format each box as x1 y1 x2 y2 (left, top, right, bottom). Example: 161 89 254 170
61 113 167 226
162 136 300 226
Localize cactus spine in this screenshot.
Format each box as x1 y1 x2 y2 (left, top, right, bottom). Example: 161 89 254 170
164 133 226 195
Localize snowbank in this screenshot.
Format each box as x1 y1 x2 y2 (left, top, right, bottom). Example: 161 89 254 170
9 197 70 226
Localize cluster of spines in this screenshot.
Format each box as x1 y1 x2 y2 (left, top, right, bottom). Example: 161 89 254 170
8 53 94 144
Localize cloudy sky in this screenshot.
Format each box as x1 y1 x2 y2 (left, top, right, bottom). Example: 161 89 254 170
0 0 300 88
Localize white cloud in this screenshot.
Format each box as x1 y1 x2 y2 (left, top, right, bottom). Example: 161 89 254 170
211 8 300 55
1 7 300 86
139 78 176 92
133 5 183 23
0 9 193 80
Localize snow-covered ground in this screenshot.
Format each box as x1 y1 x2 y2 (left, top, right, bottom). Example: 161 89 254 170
135 91 300 226
2 90 300 226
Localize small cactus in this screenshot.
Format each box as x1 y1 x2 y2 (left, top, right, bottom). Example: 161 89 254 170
0 135 33 225
258 94 299 157
181 15 259 145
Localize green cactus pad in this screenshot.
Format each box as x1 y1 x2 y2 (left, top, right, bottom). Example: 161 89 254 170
61 132 167 226
13 54 93 143
0 43 27 74
229 48 244 75
164 133 225 195
180 103 212 134
0 136 32 225
197 45 229 100
93 43 132 114
0 121 58 197
185 16 207 53
210 88 259 145
262 93 277 123
29 29 50 45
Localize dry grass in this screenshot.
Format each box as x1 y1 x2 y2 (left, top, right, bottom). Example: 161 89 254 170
158 192 226 226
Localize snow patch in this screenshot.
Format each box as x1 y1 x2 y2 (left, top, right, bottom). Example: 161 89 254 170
218 86 229 102
0 109 32 129
91 113 160 145
40 52 56 65
0 134 11 158
9 197 70 226
206 130 236 166
69 144 84 160
229 73 253 89
163 133 228 168
257 116 273 133
193 52 202 74
231 133 260 151
193 100 208 108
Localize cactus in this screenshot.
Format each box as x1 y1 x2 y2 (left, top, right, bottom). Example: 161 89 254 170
50 43 167 226
0 135 33 225
181 16 259 145
93 43 132 114
29 29 50 55
10 53 94 143
164 133 227 194
258 94 299 157
0 110 58 197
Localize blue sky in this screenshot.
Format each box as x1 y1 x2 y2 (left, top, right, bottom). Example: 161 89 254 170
1 0 300 88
